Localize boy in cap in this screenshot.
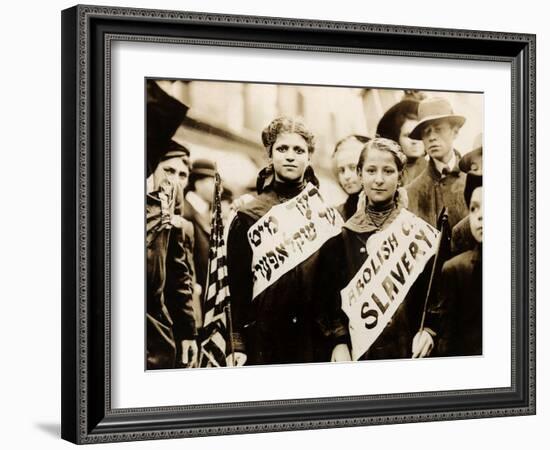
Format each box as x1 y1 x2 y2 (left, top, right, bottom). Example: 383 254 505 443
184 158 217 303
430 162 483 357
450 134 482 254
405 97 469 229
146 140 199 369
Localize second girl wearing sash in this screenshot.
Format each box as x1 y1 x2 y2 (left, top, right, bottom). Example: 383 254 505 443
318 138 436 361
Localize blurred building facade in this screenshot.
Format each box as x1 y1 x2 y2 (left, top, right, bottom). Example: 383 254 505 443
155 79 483 206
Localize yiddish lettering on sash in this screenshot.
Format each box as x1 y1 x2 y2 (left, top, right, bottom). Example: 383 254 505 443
248 183 343 299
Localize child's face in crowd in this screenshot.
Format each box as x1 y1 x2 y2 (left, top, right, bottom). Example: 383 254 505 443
469 186 483 243
335 139 363 195
399 118 425 159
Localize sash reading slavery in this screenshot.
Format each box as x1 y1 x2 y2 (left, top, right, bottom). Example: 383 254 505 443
248 183 344 299
341 209 440 360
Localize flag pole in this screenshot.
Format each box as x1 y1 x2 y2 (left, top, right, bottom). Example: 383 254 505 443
419 208 448 332
200 168 236 368
198 248 212 368
216 164 236 367
198 172 216 368
226 303 236 367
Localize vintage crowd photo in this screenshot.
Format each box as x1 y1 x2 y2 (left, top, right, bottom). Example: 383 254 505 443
145 78 483 370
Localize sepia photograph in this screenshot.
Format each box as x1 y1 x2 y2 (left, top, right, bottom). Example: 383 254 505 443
60 5 535 443
145 78 484 370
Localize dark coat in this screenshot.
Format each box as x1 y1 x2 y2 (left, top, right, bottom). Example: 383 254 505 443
318 205 433 360
335 191 360 221
146 192 198 368
226 182 342 365
451 216 477 255
431 246 482 356
183 198 211 304
405 151 468 229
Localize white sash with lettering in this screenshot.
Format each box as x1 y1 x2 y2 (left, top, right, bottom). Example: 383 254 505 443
248 183 343 300
340 209 440 360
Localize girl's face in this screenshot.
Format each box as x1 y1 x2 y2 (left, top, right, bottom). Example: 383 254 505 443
334 139 363 195
361 147 400 206
270 132 310 183
399 118 425 159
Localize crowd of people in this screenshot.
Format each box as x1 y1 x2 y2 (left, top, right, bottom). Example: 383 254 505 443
146 88 483 370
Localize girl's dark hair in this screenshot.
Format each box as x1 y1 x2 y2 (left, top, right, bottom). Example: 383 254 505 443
357 137 408 173
333 134 371 156
376 100 419 143
261 116 316 156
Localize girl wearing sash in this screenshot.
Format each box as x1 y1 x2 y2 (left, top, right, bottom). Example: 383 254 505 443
226 117 345 366
319 138 437 361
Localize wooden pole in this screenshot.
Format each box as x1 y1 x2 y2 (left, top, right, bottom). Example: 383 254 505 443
226 303 236 367
419 208 448 331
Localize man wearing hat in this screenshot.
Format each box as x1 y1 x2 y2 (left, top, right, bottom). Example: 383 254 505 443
405 97 469 229
184 158 217 307
146 139 199 369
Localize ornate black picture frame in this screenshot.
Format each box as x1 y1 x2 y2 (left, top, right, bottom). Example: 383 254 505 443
61 4 536 444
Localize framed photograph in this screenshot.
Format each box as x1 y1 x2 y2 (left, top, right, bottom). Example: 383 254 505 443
61 4 536 444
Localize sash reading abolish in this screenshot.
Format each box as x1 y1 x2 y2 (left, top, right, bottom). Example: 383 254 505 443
341 209 440 360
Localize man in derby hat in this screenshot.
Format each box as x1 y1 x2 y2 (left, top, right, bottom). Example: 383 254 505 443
146 139 199 369
184 158 217 308
405 97 469 229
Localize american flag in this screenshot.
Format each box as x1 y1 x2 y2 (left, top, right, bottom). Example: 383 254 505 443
199 172 233 367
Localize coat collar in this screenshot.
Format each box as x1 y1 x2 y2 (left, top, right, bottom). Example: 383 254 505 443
237 189 285 222
427 149 462 181
432 150 458 174
343 203 402 234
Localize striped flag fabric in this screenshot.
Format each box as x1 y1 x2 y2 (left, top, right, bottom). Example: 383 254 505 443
199 172 233 367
